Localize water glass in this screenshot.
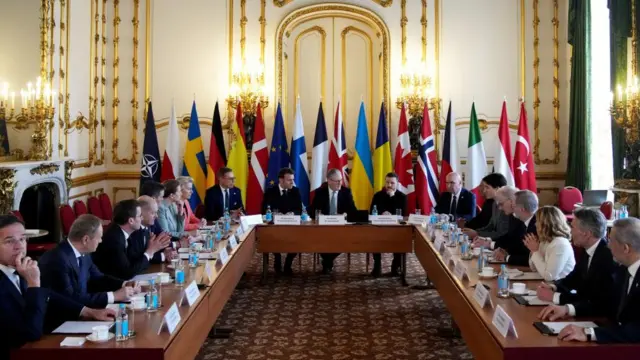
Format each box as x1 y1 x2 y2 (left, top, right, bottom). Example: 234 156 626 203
396 208 402 220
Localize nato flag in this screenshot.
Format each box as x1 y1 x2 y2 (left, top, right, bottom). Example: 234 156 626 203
140 102 162 190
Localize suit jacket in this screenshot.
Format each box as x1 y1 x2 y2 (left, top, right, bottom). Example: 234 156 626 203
157 202 187 238
38 241 124 308
309 186 357 218
0 271 83 359
204 185 244 221
183 201 201 231
434 188 477 221
128 227 164 264
262 186 303 215
554 239 616 317
92 224 150 280
476 207 511 239
593 265 640 343
492 215 537 266
465 198 494 229
370 190 408 216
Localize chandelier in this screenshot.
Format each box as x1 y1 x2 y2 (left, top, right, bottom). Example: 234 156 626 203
225 61 269 117
395 62 439 118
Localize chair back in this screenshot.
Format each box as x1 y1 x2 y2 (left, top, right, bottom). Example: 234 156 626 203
10 210 23 221
87 196 105 219
98 193 113 220
600 201 614 220
59 204 76 237
73 200 88 216
558 186 583 214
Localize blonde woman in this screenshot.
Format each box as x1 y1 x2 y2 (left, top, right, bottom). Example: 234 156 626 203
176 176 207 231
524 206 576 281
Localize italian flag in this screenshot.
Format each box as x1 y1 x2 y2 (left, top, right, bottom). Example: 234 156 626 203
467 102 487 205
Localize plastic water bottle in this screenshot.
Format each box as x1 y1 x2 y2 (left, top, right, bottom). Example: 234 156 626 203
477 246 486 272
189 243 199 268
115 303 128 341
215 223 222 244
175 260 185 287
146 279 159 312
497 264 510 298
207 231 214 251
372 205 378 216
460 236 469 257
265 205 272 222
301 203 309 222
621 206 629 219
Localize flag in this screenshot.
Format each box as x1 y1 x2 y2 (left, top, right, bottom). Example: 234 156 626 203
514 101 537 192
351 101 374 210
227 102 249 206
246 103 268 214
328 101 349 186
160 100 180 182
206 101 227 188
266 102 290 188
494 100 515 185
140 102 161 189
181 101 208 209
438 101 458 192
467 102 487 205
310 102 328 203
373 103 392 192
415 102 439 213
291 98 310 206
394 102 416 213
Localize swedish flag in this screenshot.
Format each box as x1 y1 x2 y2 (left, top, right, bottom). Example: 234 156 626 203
182 101 207 209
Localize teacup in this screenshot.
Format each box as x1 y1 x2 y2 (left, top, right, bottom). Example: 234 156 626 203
481 267 495 277
472 247 481 256
193 243 204 251
130 295 146 309
91 325 109 341
158 272 171 283
511 282 526 294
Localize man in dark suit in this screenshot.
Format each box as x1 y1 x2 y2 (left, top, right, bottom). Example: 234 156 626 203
128 196 177 264
473 188 538 266
463 173 507 230
542 217 640 344
309 168 357 274
93 199 170 279
370 172 407 277
0 215 115 358
139 181 165 235
262 167 303 275
39 214 137 308
536 208 616 316
435 172 477 221
204 167 244 221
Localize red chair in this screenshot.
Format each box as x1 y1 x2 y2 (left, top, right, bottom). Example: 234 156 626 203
600 201 613 220
73 200 88 216
10 210 23 221
87 196 104 219
59 204 76 237
98 193 113 221
558 186 583 222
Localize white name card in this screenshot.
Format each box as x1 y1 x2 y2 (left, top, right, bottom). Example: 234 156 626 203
408 214 429 225
319 215 346 225
274 215 301 225
241 214 263 227
218 247 229 265
228 234 238 249
433 237 444 252
492 305 518 338
370 215 399 225
442 249 454 266
236 225 245 235
158 302 181 335
184 280 201 306
453 261 469 280
204 260 214 283
473 282 493 308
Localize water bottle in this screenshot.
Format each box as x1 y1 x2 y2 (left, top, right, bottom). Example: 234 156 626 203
215 223 223 244
156 275 163 307
372 205 378 216
189 243 199 268
175 260 185 287
207 231 214 251
265 205 272 222
115 303 128 341
621 206 629 219
497 264 510 298
460 236 469 257
301 203 309 222
477 246 486 272
224 208 231 232
146 279 159 312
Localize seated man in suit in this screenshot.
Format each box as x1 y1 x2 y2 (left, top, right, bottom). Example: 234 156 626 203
541 217 640 344
262 167 303 275
139 180 165 235
93 199 171 279
370 172 407 277
128 196 177 264
535 208 616 317
204 167 244 221
462 173 507 232
473 188 537 266
435 172 476 221
0 215 115 358
39 214 139 308
309 168 357 274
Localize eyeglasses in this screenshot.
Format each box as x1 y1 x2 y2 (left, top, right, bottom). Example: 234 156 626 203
1 237 27 247
224 176 236 181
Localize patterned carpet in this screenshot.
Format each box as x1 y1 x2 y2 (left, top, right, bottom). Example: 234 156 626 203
198 253 473 360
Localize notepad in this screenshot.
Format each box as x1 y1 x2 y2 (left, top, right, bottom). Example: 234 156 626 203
53 321 113 334
60 337 86 346
522 295 553 306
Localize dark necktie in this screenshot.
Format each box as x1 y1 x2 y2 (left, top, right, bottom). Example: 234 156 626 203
78 255 84 270
224 189 229 210
451 195 458 216
579 249 590 280
616 270 631 322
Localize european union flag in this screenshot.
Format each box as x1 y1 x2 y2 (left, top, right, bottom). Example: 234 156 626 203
266 102 289 188
139 102 161 190
182 101 208 209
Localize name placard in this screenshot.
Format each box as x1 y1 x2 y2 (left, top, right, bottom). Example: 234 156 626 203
228 234 238 249
370 215 399 225
453 261 469 280
433 237 444 252
240 214 263 227
184 280 201 306
236 225 245 236
218 247 229 265
204 260 214 284
319 215 346 225
473 282 493 308
274 215 301 225
408 214 429 225
442 249 454 266
157 302 181 335
492 305 518 338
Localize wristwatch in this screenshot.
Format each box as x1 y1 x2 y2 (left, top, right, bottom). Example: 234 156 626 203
584 327 594 342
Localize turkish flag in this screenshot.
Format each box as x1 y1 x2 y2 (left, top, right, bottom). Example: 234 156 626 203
513 102 537 192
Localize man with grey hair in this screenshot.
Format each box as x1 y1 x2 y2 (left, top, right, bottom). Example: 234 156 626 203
128 195 176 264
542 217 640 343
39 214 138 308
473 188 537 266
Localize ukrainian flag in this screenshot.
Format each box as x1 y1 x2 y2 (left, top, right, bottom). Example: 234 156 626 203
182 101 208 209
373 103 392 192
351 101 374 210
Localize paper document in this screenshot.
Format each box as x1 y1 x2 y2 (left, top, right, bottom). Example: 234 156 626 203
60 337 86 346
542 321 598 334
53 321 113 334
522 296 553 306
508 272 544 280
130 272 163 282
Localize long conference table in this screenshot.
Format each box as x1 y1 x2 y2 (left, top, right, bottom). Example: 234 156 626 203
12 223 640 360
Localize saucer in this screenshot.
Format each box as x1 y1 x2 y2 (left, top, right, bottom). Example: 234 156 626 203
478 273 497 279
86 333 114 343
509 289 527 295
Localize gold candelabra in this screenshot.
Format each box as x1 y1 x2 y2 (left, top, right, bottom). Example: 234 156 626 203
610 80 640 143
395 65 439 118
0 77 55 161
225 62 269 116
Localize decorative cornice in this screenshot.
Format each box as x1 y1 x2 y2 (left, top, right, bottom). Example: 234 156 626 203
30 163 60 176
273 0 393 8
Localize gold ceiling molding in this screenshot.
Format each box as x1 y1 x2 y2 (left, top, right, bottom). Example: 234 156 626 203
532 0 560 165
70 170 140 188
421 0 427 63
273 0 393 8
294 26 327 103
401 0 407 66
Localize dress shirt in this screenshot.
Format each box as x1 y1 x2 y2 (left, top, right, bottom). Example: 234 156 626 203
0 264 20 293
279 185 287 196
122 227 152 262
553 240 600 304
528 236 575 282
67 241 115 304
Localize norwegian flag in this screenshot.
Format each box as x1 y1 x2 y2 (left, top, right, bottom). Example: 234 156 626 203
328 101 349 186
394 102 416 213
415 102 439 213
